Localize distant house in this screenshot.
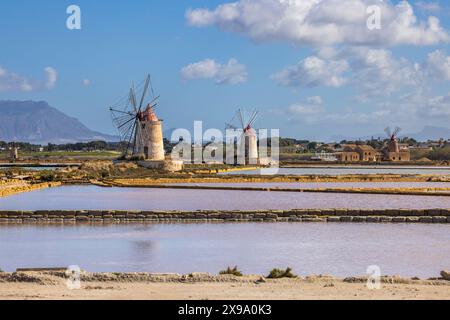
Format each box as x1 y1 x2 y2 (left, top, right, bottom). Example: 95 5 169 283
355 145 378 162
312 151 338 162
336 145 360 162
383 139 411 162
336 144 380 162
410 143 433 151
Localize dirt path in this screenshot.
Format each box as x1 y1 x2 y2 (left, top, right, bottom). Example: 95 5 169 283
0 273 449 300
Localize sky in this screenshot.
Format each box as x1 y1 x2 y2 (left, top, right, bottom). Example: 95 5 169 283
1 0 450 141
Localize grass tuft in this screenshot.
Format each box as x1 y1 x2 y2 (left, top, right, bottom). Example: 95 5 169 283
219 266 243 277
267 267 297 279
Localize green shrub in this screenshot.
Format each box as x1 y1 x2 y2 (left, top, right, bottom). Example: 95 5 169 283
219 266 243 277
267 267 297 279
427 147 450 161
38 171 56 182
100 169 110 178
129 154 145 161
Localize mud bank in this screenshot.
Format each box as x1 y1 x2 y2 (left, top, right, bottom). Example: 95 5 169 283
1 271 449 285
0 182 61 198
108 175 437 185
0 271 449 300
1 208 450 224
97 182 450 197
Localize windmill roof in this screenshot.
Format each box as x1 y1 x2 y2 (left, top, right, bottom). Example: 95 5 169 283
355 145 376 151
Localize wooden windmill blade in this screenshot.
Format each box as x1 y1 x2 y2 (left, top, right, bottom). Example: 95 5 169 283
393 127 402 138
149 74 156 100
247 110 259 129
147 95 160 109
238 109 245 130
124 119 138 156
135 121 147 155
138 74 151 111
110 105 137 154
384 127 392 139
225 122 238 130
131 81 140 112
110 74 166 159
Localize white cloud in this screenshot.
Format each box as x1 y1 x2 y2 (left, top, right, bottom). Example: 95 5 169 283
307 96 323 105
273 48 450 99
44 67 57 89
285 98 326 124
283 96 408 129
282 89 450 133
415 1 441 13
346 47 421 98
272 56 348 88
424 49 450 81
288 103 324 116
181 58 247 85
82 79 91 86
186 0 449 46
423 92 450 117
0 66 57 92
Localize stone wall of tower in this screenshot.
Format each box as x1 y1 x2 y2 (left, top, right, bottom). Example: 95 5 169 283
384 151 410 162
245 133 258 165
142 120 165 161
388 140 400 153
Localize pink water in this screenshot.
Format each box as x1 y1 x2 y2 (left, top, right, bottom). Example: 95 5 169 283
0 223 448 278
1 185 450 210
168 182 450 189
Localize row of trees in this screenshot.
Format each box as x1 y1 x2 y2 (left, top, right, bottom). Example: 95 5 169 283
0 140 126 152
0 141 41 152
3 137 450 161
1 139 178 154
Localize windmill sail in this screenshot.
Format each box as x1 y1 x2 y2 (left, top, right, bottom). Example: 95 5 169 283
110 74 165 160
226 108 260 165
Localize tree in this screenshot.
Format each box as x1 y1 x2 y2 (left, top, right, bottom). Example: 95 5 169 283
307 142 318 151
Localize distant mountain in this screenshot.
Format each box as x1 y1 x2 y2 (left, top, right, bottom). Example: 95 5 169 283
0 100 118 144
407 126 450 141
163 128 179 142
328 126 450 143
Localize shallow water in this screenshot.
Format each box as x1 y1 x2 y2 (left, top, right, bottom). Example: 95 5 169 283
168 182 450 189
1 185 450 211
0 223 448 277
0 166 60 171
222 166 450 176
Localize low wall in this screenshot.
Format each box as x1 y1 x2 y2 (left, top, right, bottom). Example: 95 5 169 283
0 209 449 224
0 182 61 198
99 182 450 197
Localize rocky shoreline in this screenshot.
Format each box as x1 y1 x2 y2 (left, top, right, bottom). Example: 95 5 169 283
1 208 450 224
0 270 449 300
0 181 61 198
0 271 449 285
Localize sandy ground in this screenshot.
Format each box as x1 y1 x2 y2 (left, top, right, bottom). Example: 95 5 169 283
0 273 449 300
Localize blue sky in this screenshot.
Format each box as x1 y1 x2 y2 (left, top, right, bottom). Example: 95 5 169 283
1 0 450 140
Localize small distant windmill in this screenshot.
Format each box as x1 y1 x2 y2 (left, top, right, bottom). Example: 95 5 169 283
226 109 259 165
9 144 18 163
110 74 165 161
385 126 401 153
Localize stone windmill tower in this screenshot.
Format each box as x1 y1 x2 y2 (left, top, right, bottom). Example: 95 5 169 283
110 75 165 161
386 127 401 153
227 109 259 165
383 126 410 162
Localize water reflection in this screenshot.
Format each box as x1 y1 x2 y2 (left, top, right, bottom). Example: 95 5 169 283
0 223 448 278
222 166 450 176
168 181 450 189
2 185 450 211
